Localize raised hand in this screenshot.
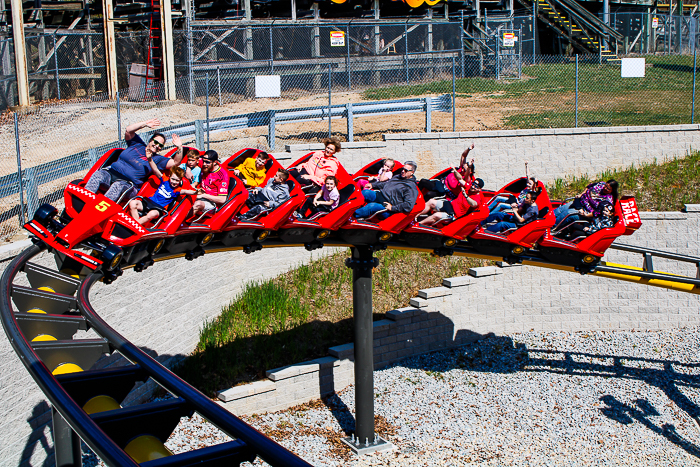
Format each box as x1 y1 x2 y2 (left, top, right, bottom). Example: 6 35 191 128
144 118 161 129
172 134 182 148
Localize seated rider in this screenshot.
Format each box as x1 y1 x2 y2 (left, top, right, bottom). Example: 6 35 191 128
560 201 615 241
232 152 271 188
128 164 196 225
241 169 291 219
180 149 201 184
358 158 395 190
298 175 340 218
488 161 534 213
354 161 419 220
419 178 484 226
191 151 229 217
289 137 341 192
554 179 618 228
418 142 475 201
484 189 540 233
85 118 184 201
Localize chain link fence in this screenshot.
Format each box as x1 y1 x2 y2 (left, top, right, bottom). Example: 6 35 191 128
1 16 700 241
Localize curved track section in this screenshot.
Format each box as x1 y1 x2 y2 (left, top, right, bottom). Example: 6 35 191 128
1 243 312 467
3 239 700 466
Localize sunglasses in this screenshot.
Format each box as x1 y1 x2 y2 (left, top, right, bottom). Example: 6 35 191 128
401 168 413 172
151 140 165 149
202 159 214 164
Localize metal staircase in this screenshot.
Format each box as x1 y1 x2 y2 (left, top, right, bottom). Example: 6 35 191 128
517 0 624 60
144 0 163 100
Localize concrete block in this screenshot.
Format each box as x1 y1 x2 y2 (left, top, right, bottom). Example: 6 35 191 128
417 286 452 299
217 380 276 402
386 307 421 320
443 275 474 288
328 343 354 360
468 266 504 277
373 319 394 332
266 361 320 381
410 297 430 308
496 261 521 268
684 204 700 213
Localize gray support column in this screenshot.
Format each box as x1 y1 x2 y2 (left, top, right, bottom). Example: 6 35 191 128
268 110 276 150
245 23 254 97
372 0 381 85
341 247 392 456
312 3 321 90
346 102 354 142
10 0 29 106
291 0 296 21
52 407 82 467
425 96 431 133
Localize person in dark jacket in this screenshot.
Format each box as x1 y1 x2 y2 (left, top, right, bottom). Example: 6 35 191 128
354 161 419 219
240 169 291 219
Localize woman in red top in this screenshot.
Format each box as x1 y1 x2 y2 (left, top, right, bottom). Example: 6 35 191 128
418 143 475 200
419 178 484 226
289 137 341 193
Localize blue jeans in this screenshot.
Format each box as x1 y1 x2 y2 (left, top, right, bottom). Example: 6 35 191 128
355 190 390 219
487 221 518 232
484 211 513 225
554 202 579 226
488 196 509 212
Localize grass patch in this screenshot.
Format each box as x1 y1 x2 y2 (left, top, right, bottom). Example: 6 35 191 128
546 150 700 211
363 56 696 128
175 249 489 397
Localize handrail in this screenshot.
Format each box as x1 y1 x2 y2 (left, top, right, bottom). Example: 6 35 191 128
4 94 450 219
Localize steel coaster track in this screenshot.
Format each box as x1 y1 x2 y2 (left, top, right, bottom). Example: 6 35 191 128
0 243 313 467
2 238 700 466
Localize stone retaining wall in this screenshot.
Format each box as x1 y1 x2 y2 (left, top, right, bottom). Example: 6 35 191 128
216 209 700 416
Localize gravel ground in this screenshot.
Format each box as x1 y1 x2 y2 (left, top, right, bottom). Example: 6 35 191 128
83 327 700 466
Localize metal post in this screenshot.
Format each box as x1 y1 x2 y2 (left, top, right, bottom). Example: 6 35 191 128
53 407 82 467
346 102 354 142
575 54 579 128
328 64 332 138
452 56 456 132
186 13 194 104
269 24 274 73
268 110 276 150
533 0 537 64
195 119 204 149
347 23 351 90
116 91 121 143
693 48 697 124
24 167 39 220
14 113 26 225
205 72 210 151
346 246 377 448
53 33 61 100
404 22 409 84
217 66 222 106
461 10 465 78
425 96 432 133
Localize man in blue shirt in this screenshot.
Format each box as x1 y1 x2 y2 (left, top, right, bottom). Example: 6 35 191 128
85 118 184 201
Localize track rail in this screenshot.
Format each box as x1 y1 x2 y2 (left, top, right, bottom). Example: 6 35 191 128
2 238 700 466
1 243 312 467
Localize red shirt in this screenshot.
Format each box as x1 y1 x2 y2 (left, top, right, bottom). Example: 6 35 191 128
445 171 474 198
452 191 482 218
201 166 229 197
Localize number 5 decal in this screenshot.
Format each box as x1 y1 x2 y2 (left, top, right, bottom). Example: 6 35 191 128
95 200 111 212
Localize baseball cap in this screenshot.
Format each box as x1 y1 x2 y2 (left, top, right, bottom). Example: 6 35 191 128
202 150 219 162
473 178 485 189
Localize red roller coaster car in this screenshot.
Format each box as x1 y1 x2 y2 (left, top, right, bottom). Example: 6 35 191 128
537 195 642 268
467 178 556 262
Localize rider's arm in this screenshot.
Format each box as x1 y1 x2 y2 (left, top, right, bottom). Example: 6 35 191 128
125 118 160 141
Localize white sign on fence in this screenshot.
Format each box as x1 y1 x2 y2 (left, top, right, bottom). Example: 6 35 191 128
503 33 516 47
255 75 281 98
621 58 645 78
652 17 659 28
330 31 345 47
